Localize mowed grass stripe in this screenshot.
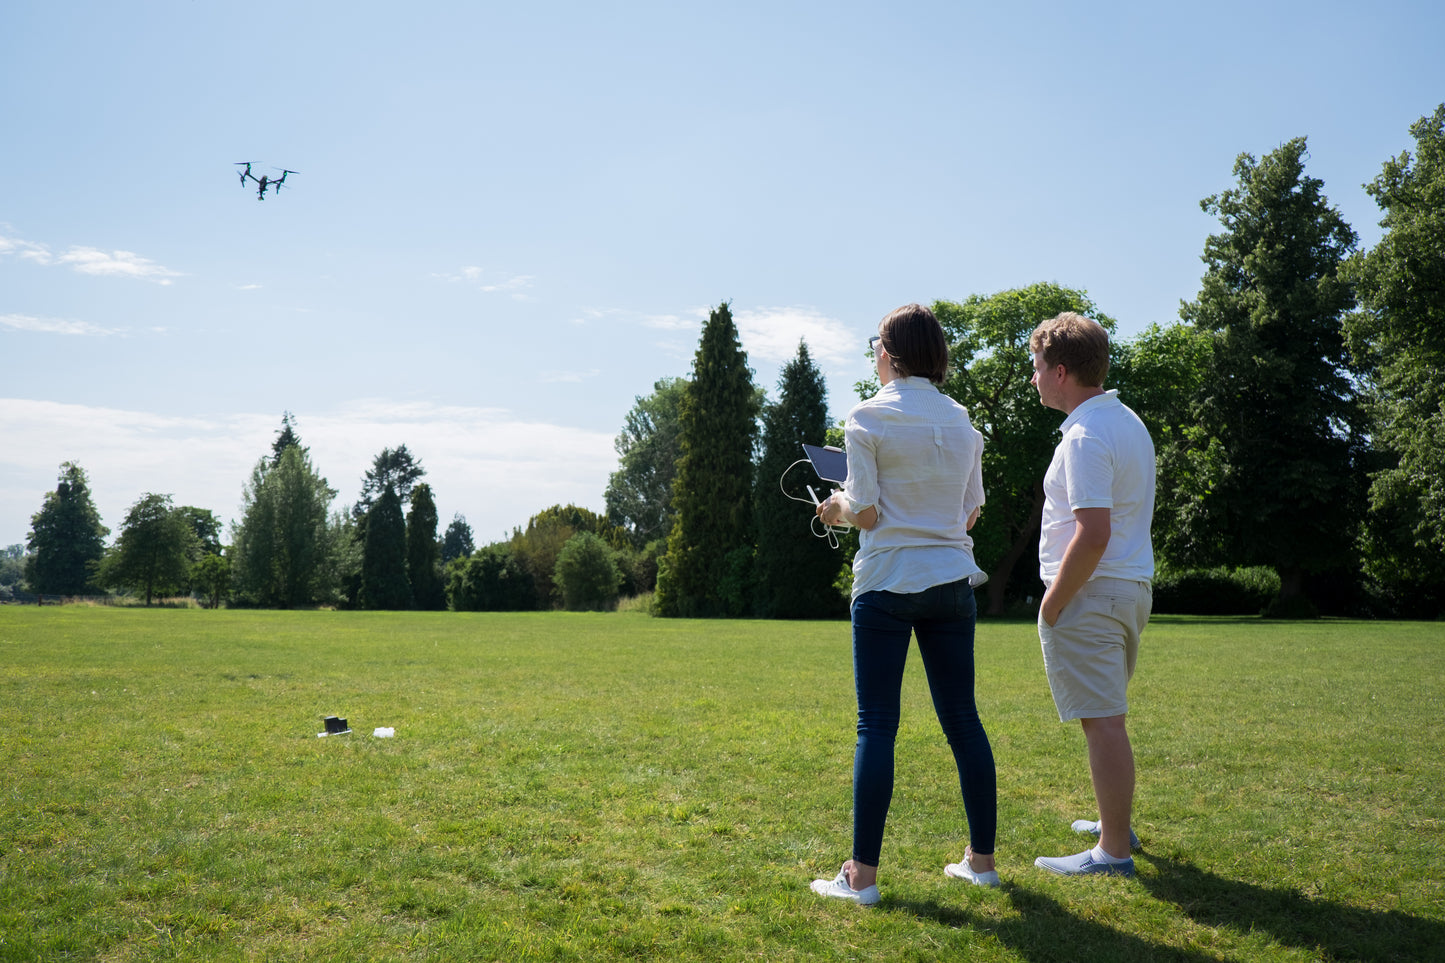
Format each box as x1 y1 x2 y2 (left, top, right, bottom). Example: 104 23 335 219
1 607 1441 962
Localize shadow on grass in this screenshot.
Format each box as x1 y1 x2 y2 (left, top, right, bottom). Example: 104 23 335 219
893 887 1218 963
1138 852 1445 962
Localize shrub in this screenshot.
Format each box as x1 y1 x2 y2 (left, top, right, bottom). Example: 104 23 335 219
553 532 623 612
447 545 537 612
1153 566 1280 615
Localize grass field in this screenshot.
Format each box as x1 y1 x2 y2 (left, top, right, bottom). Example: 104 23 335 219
1 607 1441 962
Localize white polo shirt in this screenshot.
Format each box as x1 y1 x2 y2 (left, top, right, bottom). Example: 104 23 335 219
842 377 987 599
1039 390 1155 584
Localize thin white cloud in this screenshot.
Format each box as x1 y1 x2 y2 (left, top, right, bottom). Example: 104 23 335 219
0 233 181 284
0 398 615 549
478 274 534 297
641 308 706 331
55 247 181 285
0 235 50 263
733 306 857 368
436 266 535 299
0 313 121 336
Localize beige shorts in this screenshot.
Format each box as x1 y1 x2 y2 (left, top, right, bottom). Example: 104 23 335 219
1038 577 1152 722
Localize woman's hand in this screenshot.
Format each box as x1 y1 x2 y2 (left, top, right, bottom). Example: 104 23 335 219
816 491 846 527
817 492 878 531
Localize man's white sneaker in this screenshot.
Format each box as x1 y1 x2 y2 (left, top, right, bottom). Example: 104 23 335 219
1071 818 1141 850
944 858 1000 888
810 866 880 906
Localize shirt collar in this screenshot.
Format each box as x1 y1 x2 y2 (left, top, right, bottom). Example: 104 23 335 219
1059 389 1120 433
881 375 938 394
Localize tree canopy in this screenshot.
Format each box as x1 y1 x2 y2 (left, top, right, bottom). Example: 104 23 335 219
231 444 340 608
753 340 845 618
933 285 1115 614
553 531 623 611
604 377 688 547
102 493 198 605
1176 137 1363 609
362 485 411 610
26 461 108 597
407 483 447 610
354 445 426 521
1344 104 1445 613
440 514 475 564
655 302 760 618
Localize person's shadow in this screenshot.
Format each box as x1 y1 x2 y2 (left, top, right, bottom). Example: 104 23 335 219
896 887 1217 963
1138 852 1445 962
892 854 1444 962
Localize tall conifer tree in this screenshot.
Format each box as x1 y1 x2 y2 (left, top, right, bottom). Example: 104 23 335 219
362 484 411 610
1177 137 1363 612
26 461 109 597
406 483 446 610
753 341 845 618
655 302 758 617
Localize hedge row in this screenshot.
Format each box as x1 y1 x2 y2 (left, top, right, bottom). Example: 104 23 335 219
1152 566 1280 615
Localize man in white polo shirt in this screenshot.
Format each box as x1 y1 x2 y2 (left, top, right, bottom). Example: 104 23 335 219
1028 311 1155 878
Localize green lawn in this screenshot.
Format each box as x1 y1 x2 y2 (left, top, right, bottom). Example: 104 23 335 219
1 607 1441 962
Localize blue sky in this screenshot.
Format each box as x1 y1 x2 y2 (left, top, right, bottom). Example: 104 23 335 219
3 0 1442 550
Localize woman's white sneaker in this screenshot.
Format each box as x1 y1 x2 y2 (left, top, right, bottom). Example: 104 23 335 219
810 866 880 905
944 858 1000 888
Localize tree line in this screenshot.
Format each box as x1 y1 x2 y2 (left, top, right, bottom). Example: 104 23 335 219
10 107 1443 618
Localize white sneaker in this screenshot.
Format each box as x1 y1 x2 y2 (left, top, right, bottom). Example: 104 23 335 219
1071 819 1141 850
810 865 880 906
944 858 1000 888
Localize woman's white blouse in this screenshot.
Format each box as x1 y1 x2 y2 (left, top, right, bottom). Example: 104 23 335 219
843 376 986 599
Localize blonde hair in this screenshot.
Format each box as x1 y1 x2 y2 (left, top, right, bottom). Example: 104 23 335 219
1028 312 1109 387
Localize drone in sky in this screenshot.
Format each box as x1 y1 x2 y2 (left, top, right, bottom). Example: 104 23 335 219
234 162 297 200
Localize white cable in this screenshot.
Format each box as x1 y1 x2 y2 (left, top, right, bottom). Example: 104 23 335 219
780 459 844 548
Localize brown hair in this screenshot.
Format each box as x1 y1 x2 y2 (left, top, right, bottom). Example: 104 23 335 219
1028 312 1110 387
878 303 949 384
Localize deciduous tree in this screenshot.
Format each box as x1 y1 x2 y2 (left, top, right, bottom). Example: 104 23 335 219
933 285 1117 614
554 531 623 611
447 543 536 611
192 553 231 609
101 493 199 605
510 504 624 608
1344 104 1445 615
605 377 688 547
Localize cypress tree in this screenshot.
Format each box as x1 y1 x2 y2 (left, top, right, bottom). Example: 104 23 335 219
406 483 446 610
362 485 411 609
655 302 758 617
753 341 846 618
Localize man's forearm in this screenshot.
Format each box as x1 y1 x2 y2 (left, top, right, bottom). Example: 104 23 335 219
1041 507 1110 626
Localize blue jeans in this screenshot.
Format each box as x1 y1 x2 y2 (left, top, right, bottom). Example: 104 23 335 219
851 578 996 866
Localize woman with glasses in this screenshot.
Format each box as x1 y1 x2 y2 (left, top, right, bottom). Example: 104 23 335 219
810 303 998 905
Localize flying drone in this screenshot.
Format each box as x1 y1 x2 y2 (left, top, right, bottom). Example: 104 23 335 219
234 162 298 200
